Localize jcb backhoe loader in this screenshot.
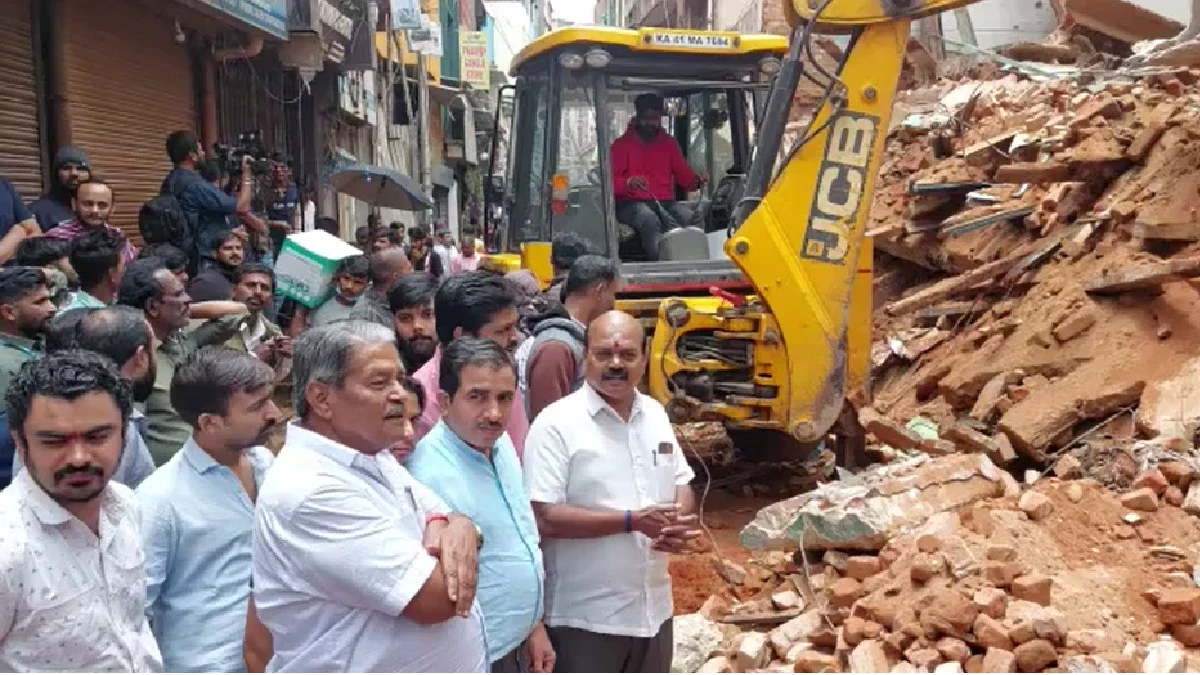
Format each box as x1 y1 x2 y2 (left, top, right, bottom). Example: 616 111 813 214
485 2 970 462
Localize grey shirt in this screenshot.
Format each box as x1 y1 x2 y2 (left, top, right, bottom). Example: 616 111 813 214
14 410 155 489
309 296 359 328
348 289 394 334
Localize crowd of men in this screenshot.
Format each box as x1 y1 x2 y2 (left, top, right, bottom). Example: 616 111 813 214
0 129 705 673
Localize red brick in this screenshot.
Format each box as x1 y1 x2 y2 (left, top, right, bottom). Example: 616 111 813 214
1011 574 1052 606
1158 588 1200 625
846 555 882 581
1014 639 1058 672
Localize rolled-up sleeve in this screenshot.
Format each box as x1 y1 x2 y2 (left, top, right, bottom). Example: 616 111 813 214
284 483 437 616
523 420 570 504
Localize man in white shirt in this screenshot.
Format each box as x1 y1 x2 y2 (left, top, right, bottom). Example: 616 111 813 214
523 310 701 672
252 320 488 672
0 350 162 672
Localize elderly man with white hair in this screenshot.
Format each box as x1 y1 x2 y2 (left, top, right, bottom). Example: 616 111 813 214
251 320 488 672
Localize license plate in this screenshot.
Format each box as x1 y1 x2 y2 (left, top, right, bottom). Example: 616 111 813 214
647 32 736 50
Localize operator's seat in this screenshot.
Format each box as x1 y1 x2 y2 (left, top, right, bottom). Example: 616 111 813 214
658 226 710 261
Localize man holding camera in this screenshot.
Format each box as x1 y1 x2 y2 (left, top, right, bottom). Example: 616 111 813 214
162 131 252 270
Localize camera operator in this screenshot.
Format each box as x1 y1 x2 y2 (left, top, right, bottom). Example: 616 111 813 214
198 155 273 269
162 130 253 271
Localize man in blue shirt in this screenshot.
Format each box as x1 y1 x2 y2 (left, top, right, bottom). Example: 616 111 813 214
407 338 555 673
0 177 41 266
161 131 252 269
137 346 282 672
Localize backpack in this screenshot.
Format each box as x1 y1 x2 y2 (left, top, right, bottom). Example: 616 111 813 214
522 318 587 419
139 181 194 257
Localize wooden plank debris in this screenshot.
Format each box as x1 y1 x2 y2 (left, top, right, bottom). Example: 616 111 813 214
1133 221 1200 243
884 250 1030 317
720 609 804 626
941 205 1035 238
1085 257 1200 295
1062 0 1183 44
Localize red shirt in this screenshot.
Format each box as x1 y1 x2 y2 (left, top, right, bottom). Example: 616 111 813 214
610 121 698 202
44 220 139 265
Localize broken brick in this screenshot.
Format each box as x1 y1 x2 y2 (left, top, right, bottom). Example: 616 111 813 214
1018 491 1054 520
1121 487 1159 512
1133 468 1170 496
974 614 1014 651
1013 639 1058 672
1051 308 1097 343
861 407 923 451
1158 588 1200 625
981 648 1017 673
993 161 1071 184
1011 574 1053 606
846 556 882 581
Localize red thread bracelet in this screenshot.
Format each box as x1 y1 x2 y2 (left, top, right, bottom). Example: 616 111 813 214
426 514 449 527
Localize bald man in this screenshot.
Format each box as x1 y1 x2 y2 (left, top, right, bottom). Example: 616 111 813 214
350 247 415 332
522 310 700 672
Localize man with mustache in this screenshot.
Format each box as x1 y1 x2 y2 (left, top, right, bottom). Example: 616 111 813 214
137 346 281 672
224 263 290 381
388 272 438 373
350 248 414 331
119 257 247 465
14 306 157 489
29 146 91 232
253 321 487 671
0 350 162 671
523 310 701 672
611 94 708 260
412 270 529 457
408 339 555 672
187 229 245 302
0 266 58 396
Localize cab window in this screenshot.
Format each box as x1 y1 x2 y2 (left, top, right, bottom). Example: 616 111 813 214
549 71 609 255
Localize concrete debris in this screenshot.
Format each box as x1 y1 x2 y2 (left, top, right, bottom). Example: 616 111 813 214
672 615 726 674
678 23 1200 674
740 454 1005 552
1142 639 1187 673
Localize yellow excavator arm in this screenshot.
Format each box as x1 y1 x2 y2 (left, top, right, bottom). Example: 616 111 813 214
726 0 979 442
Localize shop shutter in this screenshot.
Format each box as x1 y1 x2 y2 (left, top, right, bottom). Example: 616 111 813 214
0 0 45 202
63 0 196 240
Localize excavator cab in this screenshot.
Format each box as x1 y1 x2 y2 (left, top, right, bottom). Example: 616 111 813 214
485 27 785 289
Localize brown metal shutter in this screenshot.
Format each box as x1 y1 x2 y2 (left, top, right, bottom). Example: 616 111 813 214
0 0 44 201
63 0 196 240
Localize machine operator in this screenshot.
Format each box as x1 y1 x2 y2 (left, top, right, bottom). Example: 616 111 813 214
611 93 708 260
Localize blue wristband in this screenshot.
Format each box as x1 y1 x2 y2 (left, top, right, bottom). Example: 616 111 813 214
624 509 633 533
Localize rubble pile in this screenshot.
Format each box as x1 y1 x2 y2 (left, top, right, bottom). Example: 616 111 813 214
671 454 1200 673
866 58 1200 469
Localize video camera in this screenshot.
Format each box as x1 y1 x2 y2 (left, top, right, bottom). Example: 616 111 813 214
212 130 272 177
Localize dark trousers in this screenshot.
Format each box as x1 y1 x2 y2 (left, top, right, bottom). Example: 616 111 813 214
491 646 525 673
546 619 673 673
615 201 694 259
